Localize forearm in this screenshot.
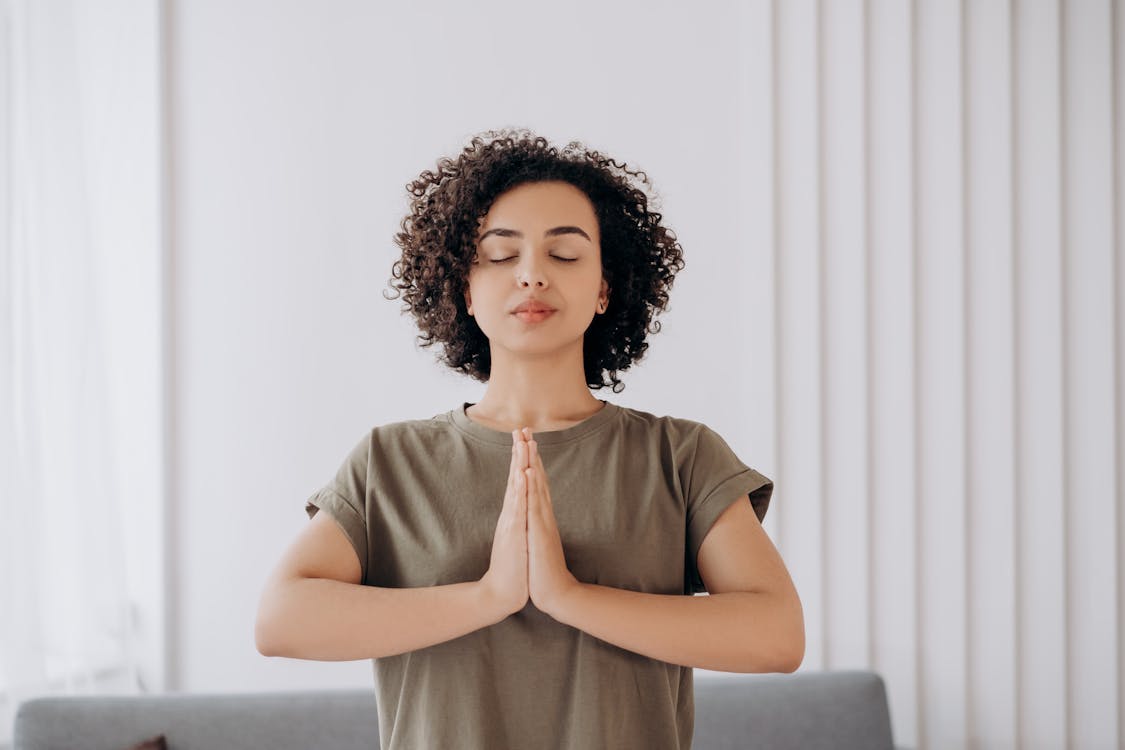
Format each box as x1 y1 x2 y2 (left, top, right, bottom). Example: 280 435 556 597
256 576 504 661
551 584 804 673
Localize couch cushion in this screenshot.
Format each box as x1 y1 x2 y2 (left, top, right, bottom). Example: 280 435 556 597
693 670 896 749
14 670 897 750
14 689 379 750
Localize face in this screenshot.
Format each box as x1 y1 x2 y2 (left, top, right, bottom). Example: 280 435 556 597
464 180 610 355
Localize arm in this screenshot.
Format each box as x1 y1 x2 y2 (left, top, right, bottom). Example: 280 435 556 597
549 586 801 673
547 494 805 673
255 511 507 661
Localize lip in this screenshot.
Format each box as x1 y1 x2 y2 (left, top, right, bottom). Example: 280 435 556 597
511 299 557 314
513 309 556 323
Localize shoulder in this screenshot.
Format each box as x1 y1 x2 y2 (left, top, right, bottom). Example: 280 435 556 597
336 413 454 463
370 412 452 438
616 405 757 475
614 403 719 445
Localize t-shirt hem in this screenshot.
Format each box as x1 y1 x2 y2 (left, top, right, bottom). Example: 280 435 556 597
685 468 774 593
305 484 369 585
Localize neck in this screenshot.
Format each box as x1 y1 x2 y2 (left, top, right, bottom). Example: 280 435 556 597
470 341 602 432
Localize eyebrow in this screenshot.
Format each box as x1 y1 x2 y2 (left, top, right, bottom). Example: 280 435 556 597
478 225 592 243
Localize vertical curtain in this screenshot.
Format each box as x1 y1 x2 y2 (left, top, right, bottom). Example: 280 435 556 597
758 1 1122 747
0 0 148 744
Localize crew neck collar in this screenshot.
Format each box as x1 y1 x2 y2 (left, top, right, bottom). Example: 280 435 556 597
449 400 620 446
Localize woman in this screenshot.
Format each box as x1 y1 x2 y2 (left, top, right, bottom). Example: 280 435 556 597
254 128 804 750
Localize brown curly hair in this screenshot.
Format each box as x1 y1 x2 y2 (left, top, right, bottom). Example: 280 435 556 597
384 127 686 394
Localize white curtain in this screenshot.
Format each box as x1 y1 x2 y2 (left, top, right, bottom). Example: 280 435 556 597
0 0 158 744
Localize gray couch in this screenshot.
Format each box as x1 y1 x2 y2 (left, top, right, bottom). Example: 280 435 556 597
13 669 907 749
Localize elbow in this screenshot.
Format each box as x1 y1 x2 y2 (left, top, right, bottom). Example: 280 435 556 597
780 603 806 672
736 621 805 673
254 574 319 658
768 594 805 673
764 634 804 674
779 638 804 673
254 591 288 657
255 616 279 657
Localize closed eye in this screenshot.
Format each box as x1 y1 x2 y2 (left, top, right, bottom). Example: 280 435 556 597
490 256 578 263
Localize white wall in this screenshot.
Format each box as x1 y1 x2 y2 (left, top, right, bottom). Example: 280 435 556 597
167 2 1124 749
167 0 771 696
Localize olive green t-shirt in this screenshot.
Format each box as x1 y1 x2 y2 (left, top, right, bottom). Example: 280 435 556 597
304 399 773 750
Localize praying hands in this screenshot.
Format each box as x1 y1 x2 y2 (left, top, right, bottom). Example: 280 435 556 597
480 427 579 620
478 428 801 673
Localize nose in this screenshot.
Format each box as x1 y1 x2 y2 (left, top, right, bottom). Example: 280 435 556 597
516 255 547 288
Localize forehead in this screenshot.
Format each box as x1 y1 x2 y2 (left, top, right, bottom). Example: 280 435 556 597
477 181 599 241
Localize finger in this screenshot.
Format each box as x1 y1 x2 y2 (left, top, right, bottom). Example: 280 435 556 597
519 465 530 517
526 440 547 498
534 457 552 510
508 436 520 489
535 464 549 510
508 435 528 502
527 465 546 522
518 463 527 507
522 465 531 519
526 439 543 480
529 441 543 488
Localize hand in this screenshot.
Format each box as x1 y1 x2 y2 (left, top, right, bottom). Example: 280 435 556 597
521 428 580 617
480 430 530 618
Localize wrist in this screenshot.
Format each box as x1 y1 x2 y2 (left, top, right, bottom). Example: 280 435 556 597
476 576 513 623
541 577 583 623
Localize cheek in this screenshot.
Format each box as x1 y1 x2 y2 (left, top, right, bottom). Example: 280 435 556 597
467 274 491 298
465 277 503 316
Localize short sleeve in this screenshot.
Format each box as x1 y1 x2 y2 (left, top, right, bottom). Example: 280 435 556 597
304 432 371 584
683 424 773 594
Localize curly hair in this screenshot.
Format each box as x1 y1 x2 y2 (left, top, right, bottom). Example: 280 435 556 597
384 127 686 394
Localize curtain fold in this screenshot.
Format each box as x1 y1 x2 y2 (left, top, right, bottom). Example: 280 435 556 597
0 0 148 744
